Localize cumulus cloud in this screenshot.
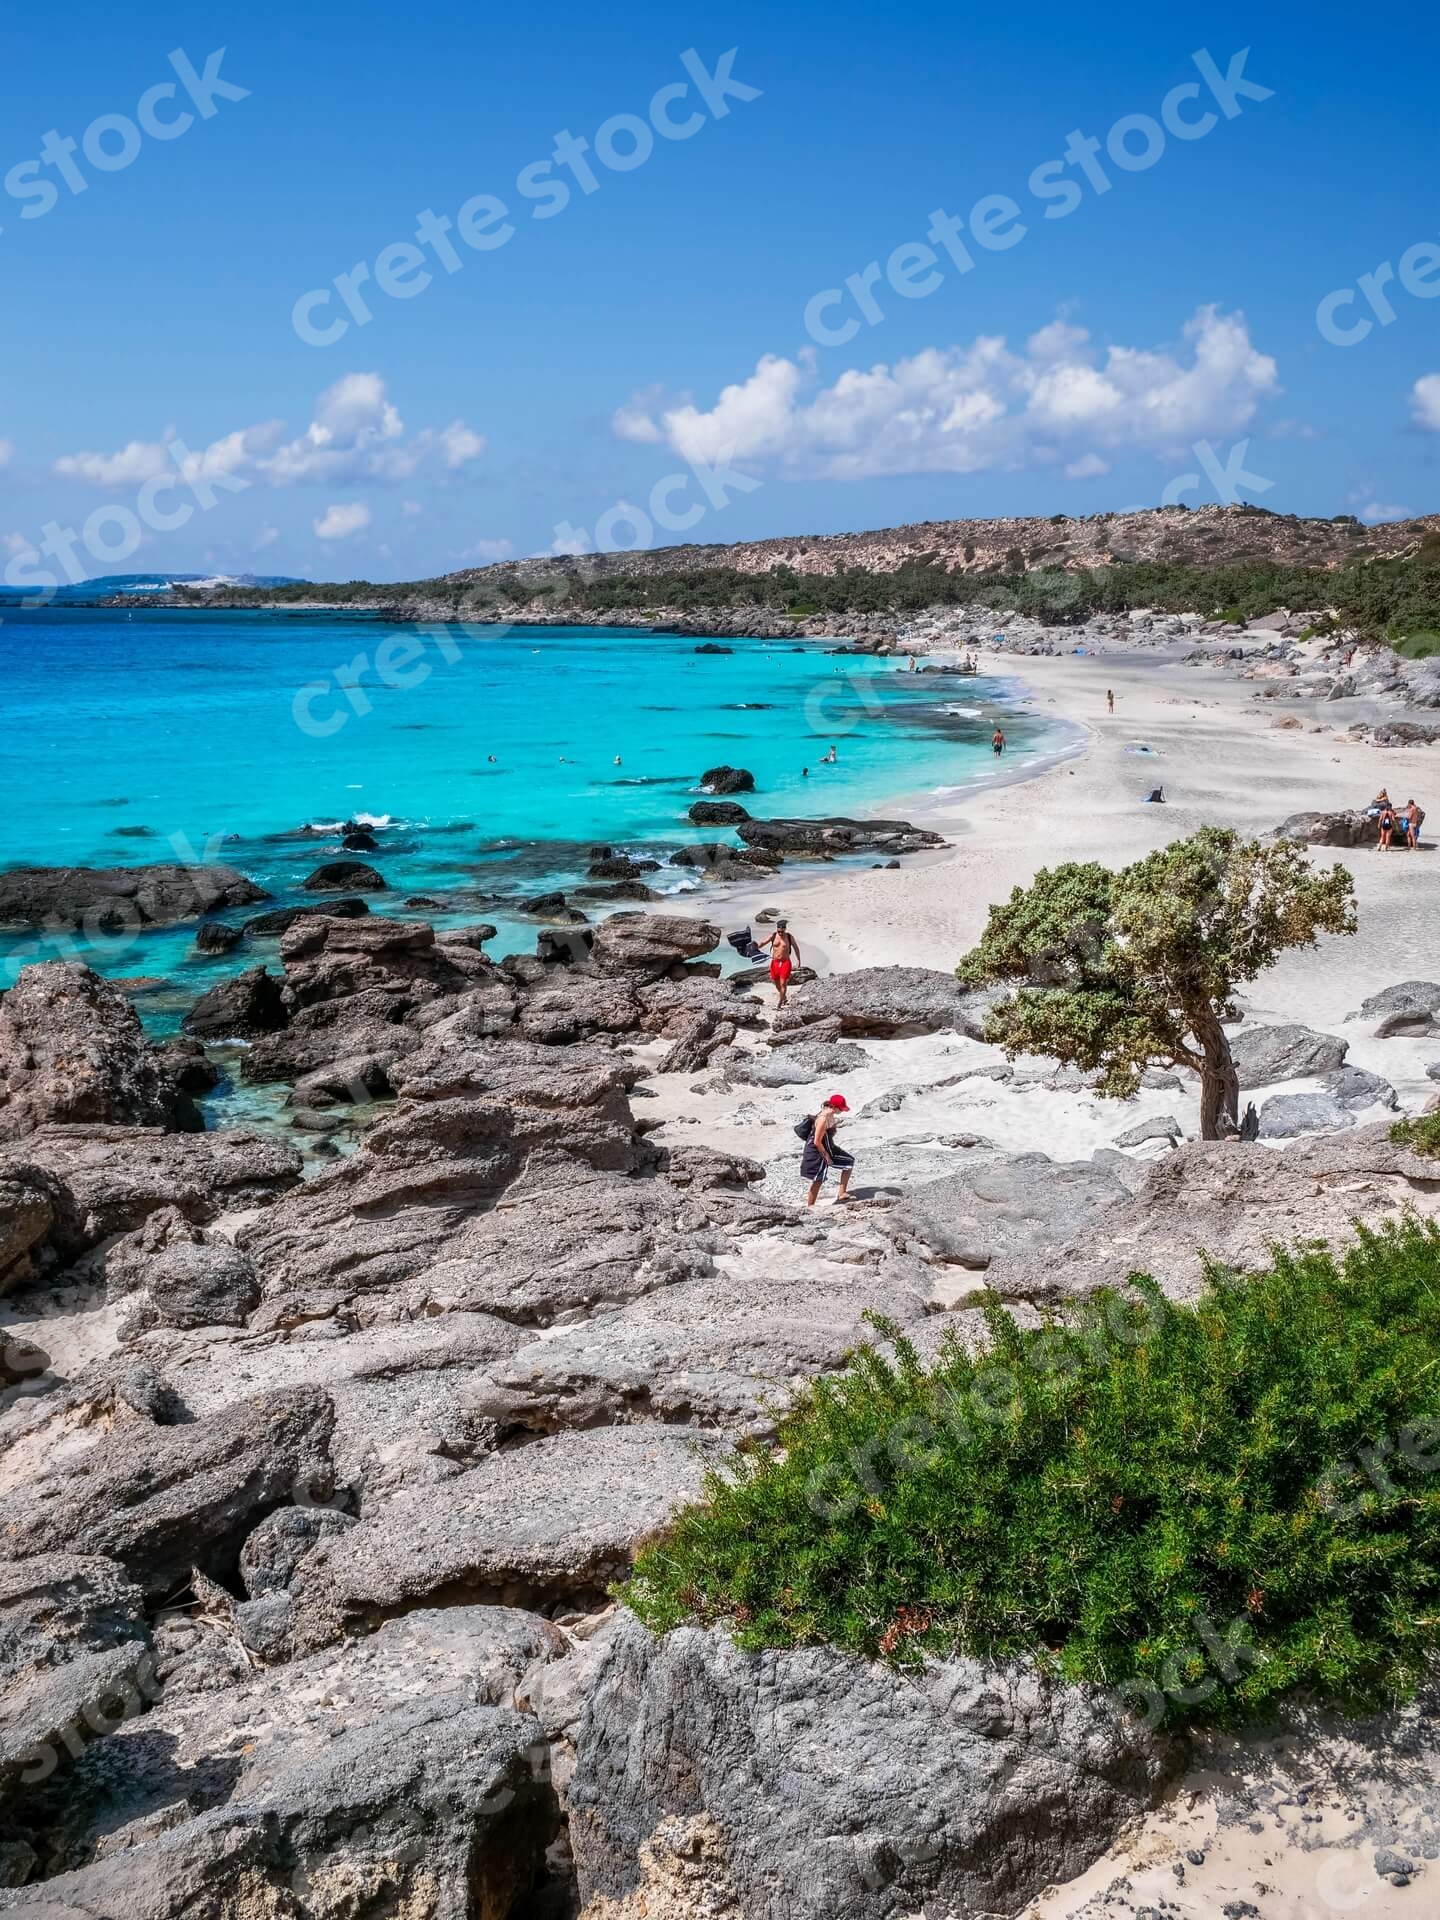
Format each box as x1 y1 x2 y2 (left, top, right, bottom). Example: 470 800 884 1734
460 537 515 563
253 525 281 551
313 502 372 541
53 376 484 494
618 306 1279 481
1412 374 1440 432
1064 453 1110 480
1358 501 1414 525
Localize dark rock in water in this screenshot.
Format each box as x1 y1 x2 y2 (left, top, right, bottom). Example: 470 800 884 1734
243 897 371 936
0 863 266 931
520 890 589 923
341 826 379 851
668 843 778 873
153 1036 221 1096
1231 1022 1348 1087
576 880 662 903
1273 808 1374 847
700 764 755 794
689 799 751 825
0 1385 336 1600
403 894 443 908
739 815 944 856
694 642 733 654
0 962 181 1146
140 1240 262 1329
587 854 662 880
192 920 243 955
302 859 385 893
182 965 289 1039
569 1616 1173 1920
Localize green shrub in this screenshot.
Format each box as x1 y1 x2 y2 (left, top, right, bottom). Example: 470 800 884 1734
1391 1113 1440 1158
1391 631 1440 661
625 1222 1440 1728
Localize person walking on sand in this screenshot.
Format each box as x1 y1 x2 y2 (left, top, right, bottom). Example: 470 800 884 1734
992 726 1006 757
1107 688 1115 714
760 919 800 1009
802 1094 854 1206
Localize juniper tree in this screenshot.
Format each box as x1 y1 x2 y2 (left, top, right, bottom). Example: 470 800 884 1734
955 828 1357 1139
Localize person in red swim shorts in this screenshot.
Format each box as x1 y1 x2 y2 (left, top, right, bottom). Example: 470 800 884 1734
760 918 801 1009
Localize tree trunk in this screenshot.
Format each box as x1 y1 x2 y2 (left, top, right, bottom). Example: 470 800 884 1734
1192 1004 1239 1141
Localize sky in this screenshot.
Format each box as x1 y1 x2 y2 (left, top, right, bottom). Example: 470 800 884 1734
2 0 1437 584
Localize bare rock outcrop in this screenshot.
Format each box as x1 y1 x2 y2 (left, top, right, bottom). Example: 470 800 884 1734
774 967 1001 1040
0 964 179 1144
0 865 265 931
569 1616 1173 1920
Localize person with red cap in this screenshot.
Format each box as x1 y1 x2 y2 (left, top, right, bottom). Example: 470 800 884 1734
801 1093 854 1206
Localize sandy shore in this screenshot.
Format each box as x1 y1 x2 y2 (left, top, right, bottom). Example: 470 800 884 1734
727 642 1438 1024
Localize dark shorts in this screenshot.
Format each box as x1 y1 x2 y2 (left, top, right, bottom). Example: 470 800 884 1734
801 1141 855 1181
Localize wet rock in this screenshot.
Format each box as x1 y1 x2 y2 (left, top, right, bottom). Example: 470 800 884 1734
192 922 243 956
738 816 945 857
180 965 288 1040
242 897 371 937
0 964 182 1145
0 865 265 931
301 860 385 893
1230 1022 1348 1087
586 854 661 880
699 764 753 792
688 800 751 825
569 1617 1173 1920
1258 1091 1355 1138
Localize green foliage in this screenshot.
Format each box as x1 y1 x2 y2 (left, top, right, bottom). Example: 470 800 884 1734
625 1221 1440 1729
1391 631 1440 661
1391 1113 1440 1158
954 829 1356 1099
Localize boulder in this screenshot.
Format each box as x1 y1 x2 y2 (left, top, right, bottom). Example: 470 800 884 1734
1272 810 1374 846
713 1038 870 1088
590 912 720 980
340 825 378 850
699 765 754 794
242 897 371 937
1348 981 1440 1030
1114 1115 1183 1148
0 964 178 1145
0 1167 61 1294
140 1241 261 1329
0 1611 561 1914
586 854 661 880
180 965 288 1039
1320 1065 1399 1112
688 800 751 825
888 1154 1130 1283
285 1425 728 1648
0 865 265 931
0 1386 335 1600
773 968 1000 1040
191 921 242 956
301 860 385 893
238 1506 358 1597
1257 1092 1356 1139
1230 1022 1347 1088
569 1617 1172 1920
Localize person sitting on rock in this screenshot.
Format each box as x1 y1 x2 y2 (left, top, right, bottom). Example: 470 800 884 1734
802 1095 854 1206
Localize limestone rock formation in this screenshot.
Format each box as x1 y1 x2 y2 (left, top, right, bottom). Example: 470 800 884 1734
0 865 265 931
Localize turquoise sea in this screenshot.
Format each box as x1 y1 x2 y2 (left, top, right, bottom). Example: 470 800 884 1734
0 608 1072 1007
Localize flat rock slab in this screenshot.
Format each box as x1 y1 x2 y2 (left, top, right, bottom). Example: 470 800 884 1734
888 1153 1130 1282
1230 1023 1348 1088
286 1424 728 1648
773 968 1000 1040
569 1617 1173 1920
1258 1092 1356 1139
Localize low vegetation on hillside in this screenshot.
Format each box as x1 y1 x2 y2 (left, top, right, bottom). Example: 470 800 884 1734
624 1220 1440 1730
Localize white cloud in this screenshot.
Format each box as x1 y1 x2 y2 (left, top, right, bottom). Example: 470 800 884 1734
313 502 372 541
1358 501 1414 525
1064 453 1110 480
1412 374 1440 432
53 376 483 494
1266 417 1320 441
622 306 1279 481
437 421 486 469
0 440 13 470
2 530 31 556
612 386 667 445
460 537 515 563
253 525 280 551
401 499 424 517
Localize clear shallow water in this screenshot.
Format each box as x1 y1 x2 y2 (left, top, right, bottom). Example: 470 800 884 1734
0 608 1069 1009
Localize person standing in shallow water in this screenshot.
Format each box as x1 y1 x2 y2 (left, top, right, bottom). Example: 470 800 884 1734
992 726 1006 757
760 919 800 1009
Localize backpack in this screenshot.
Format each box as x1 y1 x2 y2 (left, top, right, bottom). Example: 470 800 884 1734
793 1112 816 1141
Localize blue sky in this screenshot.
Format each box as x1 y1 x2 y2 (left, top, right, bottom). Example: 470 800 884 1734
3 0 1437 583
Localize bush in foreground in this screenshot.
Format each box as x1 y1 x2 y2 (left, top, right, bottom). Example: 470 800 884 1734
1391 1112 1440 1158
624 1221 1440 1729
